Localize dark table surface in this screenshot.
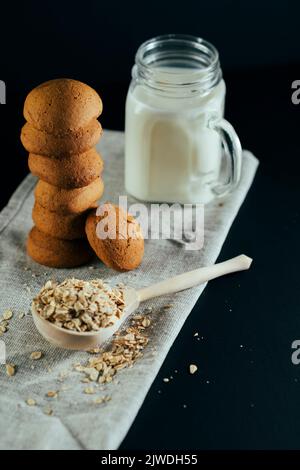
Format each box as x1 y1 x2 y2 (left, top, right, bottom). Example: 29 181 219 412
1 64 299 450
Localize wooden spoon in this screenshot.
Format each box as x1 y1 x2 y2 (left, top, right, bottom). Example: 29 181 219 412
32 254 252 350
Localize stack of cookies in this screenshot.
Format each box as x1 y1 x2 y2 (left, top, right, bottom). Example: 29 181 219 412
21 79 104 268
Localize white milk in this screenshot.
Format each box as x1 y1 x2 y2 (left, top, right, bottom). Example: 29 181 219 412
125 75 226 204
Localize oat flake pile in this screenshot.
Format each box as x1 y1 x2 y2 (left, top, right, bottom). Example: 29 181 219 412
32 278 125 331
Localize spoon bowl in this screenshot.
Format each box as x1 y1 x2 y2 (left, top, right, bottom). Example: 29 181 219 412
32 288 139 350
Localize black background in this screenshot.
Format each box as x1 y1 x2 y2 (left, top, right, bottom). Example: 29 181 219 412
1 0 300 450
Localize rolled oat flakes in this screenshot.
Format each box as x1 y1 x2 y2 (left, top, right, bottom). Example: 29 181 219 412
31 278 125 332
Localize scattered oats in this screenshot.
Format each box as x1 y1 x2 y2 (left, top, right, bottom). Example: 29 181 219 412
26 398 36 406
24 266 29 271
43 406 53 416
88 266 95 270
76 315 151 385
142 317 151 327
31 278 125 332
194 332 199 337
30 351 43 360
94 396 104 404
163 304 173 309
3 310 13 320
189 364 198 375
81 378 91 383
6 363 15 376
84 387 95 395
47 367 53 373
32 273 36 278
25 286 31 293
88 348 101 354
47 391 58 398
0 325 7 333
31 365 35 370
163 378 169 383
94 395 111 404
18 312 25 319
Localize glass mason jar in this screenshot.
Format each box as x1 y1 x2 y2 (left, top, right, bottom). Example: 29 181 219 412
125 34 242 204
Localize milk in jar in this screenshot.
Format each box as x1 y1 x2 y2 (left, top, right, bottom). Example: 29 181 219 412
125 35 242 204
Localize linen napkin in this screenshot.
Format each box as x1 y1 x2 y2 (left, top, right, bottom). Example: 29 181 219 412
0 130 259 449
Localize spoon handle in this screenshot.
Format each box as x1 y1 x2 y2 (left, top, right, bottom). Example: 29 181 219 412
137 254 252 302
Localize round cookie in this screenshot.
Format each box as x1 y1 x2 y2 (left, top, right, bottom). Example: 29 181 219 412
27 226 93 268
35 178 104 214
21 119 102 158
32 202 93 240
24 79 103 134
28 149 104 189
85 203 144 271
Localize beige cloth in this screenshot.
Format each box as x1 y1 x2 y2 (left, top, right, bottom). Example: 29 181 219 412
0 130 259 449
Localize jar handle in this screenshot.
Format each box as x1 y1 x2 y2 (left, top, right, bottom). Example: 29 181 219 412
208 117 243 196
